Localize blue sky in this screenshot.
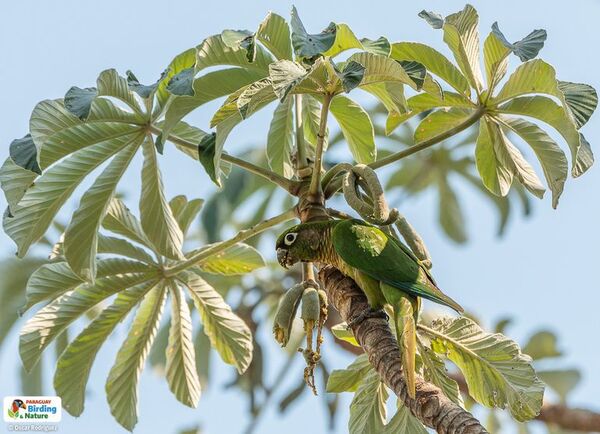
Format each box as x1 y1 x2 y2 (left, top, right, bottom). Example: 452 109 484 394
1 1 599 433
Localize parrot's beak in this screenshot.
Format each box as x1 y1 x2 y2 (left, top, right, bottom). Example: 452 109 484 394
276 248 290 269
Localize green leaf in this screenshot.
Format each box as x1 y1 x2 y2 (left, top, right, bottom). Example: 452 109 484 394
161 68 264 142
329 95 376 163
221 30 256 63
156 48 197 109
102 198 155 249
330 323 360 347
442 5 484 92
384 404 428 434
386 92 474 135
538 369 580 403
20 261 157 372
180 271 253 374
391 42 470 96
166 282 201 407
64 142 141 280
338 61 365 93
4 131 139 258
126 70 159 99
327 354 370 393
64 86 98 120
498 116 567 208
348 369 387 434
522 330 562 360
476 118 513 196
10 134 42 175
167 68 196 97
322 23 389 57
140 139 185 260
169 195 204 236
197 132 219 186
195 34 273 73
498 96 589 176
491 22 547 62
418 10 444 29
290 6 336 58
558 80 598 129
302 95 325 148
96 69 144 115
106 282 167 431
97 235 156 264
483 32 510 92
0 158 37 213
362 82 407 119
256 12 293 60
348 52 417 90
422 317 545 422
419 341 463 406
269 60 309 101
266 98 295 178
414 107 476 145
54 280 157 416
196 243 265 275
494 59 563 105
438 177 467 243
21 262 83 313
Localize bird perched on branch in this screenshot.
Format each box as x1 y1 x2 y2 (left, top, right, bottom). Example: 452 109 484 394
276 218 463 397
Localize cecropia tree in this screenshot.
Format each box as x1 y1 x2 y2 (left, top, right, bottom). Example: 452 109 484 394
1 4 598 433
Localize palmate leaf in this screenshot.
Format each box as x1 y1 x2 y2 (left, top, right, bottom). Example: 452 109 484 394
414 107 477 145
179 271 253 374
2 68 153 262
348 368 388 434
169 195 204 236
491 22 547 63
193 242 265 276
102 198 155 249
421 317 545 422
9 134 41 175
438 176 467 243
54 280 158 417
0 157 38 213
106 282 168 431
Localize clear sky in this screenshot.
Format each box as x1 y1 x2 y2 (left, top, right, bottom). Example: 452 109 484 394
1 1 599 433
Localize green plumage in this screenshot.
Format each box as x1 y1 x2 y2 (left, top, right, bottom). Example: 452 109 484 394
276 218 464 398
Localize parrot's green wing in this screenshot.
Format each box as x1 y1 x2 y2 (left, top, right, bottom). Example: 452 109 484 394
332 219 463 313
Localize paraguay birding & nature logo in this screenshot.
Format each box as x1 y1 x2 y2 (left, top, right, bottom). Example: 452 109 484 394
3 396 62 423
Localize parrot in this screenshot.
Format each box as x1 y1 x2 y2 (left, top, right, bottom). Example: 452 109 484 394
276 218 463 398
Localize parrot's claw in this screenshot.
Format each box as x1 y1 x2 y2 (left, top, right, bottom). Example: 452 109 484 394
346 307 389 329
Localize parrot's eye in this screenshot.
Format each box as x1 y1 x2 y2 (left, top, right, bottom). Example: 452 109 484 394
284 232 297 246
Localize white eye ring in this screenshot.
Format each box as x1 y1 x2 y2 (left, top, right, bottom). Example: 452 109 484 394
284 233 297 246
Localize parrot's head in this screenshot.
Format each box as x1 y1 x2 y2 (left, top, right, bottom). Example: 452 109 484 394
276 221 333 268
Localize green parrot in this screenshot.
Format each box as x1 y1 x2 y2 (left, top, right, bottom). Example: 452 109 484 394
276 218 463 397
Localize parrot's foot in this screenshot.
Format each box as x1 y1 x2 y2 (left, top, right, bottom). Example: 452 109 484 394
346 307 389 329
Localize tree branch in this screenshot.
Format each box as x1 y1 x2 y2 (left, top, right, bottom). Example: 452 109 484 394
149 124 301 195
368 107 484 170
332 338 600 433
318 265 489 434
165 208 297 276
